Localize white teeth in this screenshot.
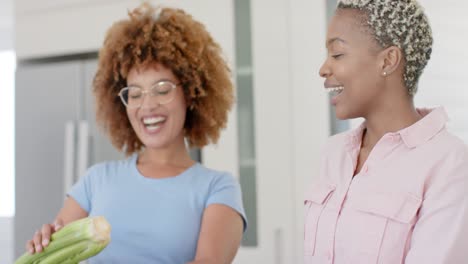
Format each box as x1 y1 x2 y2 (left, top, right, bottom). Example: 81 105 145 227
143 116 166 125
325 86 344 93
146 125 161 132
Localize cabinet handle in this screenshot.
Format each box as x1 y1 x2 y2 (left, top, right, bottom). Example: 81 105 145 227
63 121 75 197
274 228 283 264
76 120 89 181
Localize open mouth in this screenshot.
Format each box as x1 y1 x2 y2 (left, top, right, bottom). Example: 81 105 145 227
325 86 344 95
142 116 166 132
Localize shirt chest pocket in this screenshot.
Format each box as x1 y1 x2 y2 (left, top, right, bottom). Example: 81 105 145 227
304 183 336 256
343 191 422 262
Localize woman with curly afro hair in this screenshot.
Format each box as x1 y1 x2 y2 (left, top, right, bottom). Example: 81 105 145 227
24 3 246 263
305 0 468 263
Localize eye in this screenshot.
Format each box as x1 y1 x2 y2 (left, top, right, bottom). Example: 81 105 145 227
128 87 142 99
154 82 174 95
331 54 344 59
157 90 170 95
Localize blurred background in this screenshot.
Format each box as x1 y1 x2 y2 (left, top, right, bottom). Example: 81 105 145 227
0 0 466 263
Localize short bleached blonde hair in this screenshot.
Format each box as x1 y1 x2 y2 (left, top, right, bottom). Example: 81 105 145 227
338 0 433 95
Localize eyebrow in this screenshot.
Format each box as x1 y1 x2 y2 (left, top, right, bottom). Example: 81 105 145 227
127 78 174 87
326 37 347 47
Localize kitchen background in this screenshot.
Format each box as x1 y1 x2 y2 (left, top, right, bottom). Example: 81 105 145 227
0 0 467 263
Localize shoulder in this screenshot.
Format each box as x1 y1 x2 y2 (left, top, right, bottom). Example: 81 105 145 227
190 164 240 189
190 163 237 184
422 131 468 191
422 132 468 201
428 130 468 166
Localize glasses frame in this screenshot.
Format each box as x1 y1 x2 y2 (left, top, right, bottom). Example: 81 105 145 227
118 81 179 109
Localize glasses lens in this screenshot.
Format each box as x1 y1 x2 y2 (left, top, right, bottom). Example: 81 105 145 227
152 82 175 104
122 87 142 107
120 82 176 108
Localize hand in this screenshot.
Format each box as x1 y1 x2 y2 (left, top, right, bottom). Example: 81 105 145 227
25 219 63 254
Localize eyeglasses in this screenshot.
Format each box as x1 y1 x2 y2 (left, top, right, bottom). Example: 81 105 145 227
118 81 179 108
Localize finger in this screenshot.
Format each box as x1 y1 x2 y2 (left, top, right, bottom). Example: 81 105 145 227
41 224 51 247
26 239 35 254
53 219 63 232
33 230 43 253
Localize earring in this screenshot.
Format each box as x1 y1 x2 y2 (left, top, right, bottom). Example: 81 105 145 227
383 72 387 76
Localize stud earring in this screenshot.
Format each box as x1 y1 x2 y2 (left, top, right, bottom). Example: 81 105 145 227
383 72 387 76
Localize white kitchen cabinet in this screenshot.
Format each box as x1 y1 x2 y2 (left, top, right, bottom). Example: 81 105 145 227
14 0 236 61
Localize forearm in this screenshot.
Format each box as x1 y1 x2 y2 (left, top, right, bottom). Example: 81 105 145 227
191 204 244 264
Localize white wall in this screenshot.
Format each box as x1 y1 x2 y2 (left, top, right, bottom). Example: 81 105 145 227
0 0 14 262
416 0 468 143
14 0 237 62
0 218 13 264
0 28 13 50
0 50 15 264
0 0 13 50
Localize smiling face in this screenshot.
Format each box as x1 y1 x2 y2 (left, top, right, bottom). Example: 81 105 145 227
125 63 187 150
319 9 386 120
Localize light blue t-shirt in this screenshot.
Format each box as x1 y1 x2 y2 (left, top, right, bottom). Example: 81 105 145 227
68 154 247 264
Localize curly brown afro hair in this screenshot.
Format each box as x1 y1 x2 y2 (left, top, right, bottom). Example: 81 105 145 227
93 3 234 156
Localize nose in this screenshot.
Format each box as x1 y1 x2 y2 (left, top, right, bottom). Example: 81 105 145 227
319 59 330 78
140 92 160 110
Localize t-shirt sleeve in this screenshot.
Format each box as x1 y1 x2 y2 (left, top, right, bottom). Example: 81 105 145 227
206 173 248 232
67 164 99 213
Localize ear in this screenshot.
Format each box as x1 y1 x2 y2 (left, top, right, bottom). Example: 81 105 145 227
378 46 403 77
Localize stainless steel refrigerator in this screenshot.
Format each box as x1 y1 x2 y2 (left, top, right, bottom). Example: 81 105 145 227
14 57 125 258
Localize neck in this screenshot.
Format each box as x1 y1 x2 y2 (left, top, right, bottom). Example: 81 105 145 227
138 135 193 167
362 90 421 149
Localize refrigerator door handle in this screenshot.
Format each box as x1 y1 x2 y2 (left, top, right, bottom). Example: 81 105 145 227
274 228 283 264
76 120 89 182
63 121 75 198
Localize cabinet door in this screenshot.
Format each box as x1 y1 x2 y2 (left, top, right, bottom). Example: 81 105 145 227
204 0 297 262
14 61 80 258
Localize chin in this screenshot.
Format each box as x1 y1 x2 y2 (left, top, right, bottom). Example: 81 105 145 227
143 140 172 150
335 106 360 121
334 108 351 120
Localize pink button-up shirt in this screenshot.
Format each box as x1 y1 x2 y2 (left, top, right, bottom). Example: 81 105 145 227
304 107 468 264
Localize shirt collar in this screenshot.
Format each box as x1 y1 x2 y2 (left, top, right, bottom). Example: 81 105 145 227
346 107 448 150
346 122 366 151
398 107 448 148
